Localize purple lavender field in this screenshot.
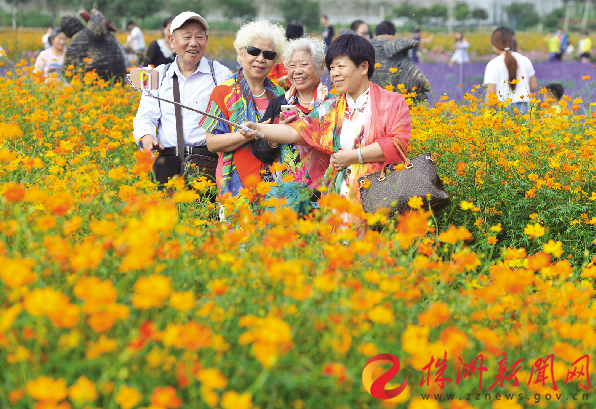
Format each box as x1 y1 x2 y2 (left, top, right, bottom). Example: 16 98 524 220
418 62 595 102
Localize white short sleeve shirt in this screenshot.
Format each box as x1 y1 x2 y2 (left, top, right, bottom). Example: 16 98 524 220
484 52 536 103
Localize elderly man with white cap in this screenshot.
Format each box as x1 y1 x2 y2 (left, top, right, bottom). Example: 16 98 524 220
133 11 232 187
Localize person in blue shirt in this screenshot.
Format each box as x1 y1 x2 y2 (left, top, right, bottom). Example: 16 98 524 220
556 27 569 61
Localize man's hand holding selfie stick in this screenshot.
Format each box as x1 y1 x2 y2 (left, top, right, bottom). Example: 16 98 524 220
130 67 265 150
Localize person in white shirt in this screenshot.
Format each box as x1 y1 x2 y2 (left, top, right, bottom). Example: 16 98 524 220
35 28 67 78
133 12 233 187
484 26 537 115
448 32 470 66
41 26 53 49
126 20 146 52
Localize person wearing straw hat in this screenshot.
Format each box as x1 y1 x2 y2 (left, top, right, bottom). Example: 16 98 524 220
133 11 232 187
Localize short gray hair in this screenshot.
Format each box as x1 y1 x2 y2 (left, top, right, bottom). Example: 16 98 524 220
283 36 326 71
234 18 287 65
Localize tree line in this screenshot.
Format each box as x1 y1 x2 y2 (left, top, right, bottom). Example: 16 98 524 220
394 1 589 32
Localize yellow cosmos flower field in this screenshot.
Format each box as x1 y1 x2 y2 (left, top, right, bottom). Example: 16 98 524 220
0 58 596 409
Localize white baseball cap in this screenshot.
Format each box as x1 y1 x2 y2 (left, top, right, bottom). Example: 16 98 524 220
170 11 209 35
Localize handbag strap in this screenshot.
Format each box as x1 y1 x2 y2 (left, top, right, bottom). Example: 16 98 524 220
172 72 185 164
390 137 411 168
380 137 412 180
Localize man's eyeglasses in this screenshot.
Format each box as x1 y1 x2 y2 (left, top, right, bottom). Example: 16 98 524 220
246 46 277 61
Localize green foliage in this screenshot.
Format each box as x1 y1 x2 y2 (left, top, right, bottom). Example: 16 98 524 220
428 4 448 20
218 0 257 19
281 0 320 31
504 2 541 30
453 2 471 22
393 1 432 25
543 8 566 30
471 8 488 21
170 0 203 18
0 10 52 27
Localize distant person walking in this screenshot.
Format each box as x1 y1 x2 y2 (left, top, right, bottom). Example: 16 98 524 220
34 28 66 78
546 32 560 62
41 26 53 49
145 17 175 67
448 32 469 67
126 20 146 53
578 31 592 63
484 27 537 114
412 29 433 64
556 27 569 61
320 15 334 50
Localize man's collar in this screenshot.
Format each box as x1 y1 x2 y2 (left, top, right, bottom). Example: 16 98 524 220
168 56 208 77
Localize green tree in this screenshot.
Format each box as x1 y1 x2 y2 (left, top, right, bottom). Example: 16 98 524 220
393 1 415 19
170 0 203 18
281 0 320 31
542 7 565 30
393 2 430 26
218 0 257 19
504 2 540 30
453 2 471 25
471 7 488 29
428 4 448 24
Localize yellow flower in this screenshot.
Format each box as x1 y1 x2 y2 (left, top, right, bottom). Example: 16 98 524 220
68 376 98 404
196 368 228 390
0 304 22 331
26 376 68 402
357 342 379 356
489 223 502 233
389 67 398 74
460 200 474 210
221 391 253 409
401 325 429 355
131 275 172 309
169 291 195 311
385 84 395 92
408 196 424 209
0 257 36 288
524 223 545 239
543 240 564 258
374 63 380 68
368 305 395 324
115 385 143 409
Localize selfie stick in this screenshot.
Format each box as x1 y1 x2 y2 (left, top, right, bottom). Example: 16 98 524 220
129 72 265 139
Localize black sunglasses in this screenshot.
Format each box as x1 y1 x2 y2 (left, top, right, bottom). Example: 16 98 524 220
246 46 277 61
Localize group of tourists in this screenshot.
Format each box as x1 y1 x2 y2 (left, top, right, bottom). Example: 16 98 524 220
23 10 569 216
546 27 592 63
132 11 548 218
133 12 412 216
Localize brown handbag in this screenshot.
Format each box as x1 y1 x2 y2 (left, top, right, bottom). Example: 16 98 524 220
357 138 451 218
182 154 217 182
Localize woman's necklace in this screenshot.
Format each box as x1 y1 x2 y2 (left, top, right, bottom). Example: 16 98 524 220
297 94 314 106
252 89 266 98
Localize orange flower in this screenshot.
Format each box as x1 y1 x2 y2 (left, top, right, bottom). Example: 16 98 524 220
418 302 450 327
3 183 26 202
150 386 182 408
438 225 472 244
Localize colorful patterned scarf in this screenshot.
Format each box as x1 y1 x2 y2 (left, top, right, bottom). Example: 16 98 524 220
200 69 284 196
290 82 412 205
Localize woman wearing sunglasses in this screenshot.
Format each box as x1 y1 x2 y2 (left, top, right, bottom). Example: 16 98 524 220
240 34 412 212
201 19 287 198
